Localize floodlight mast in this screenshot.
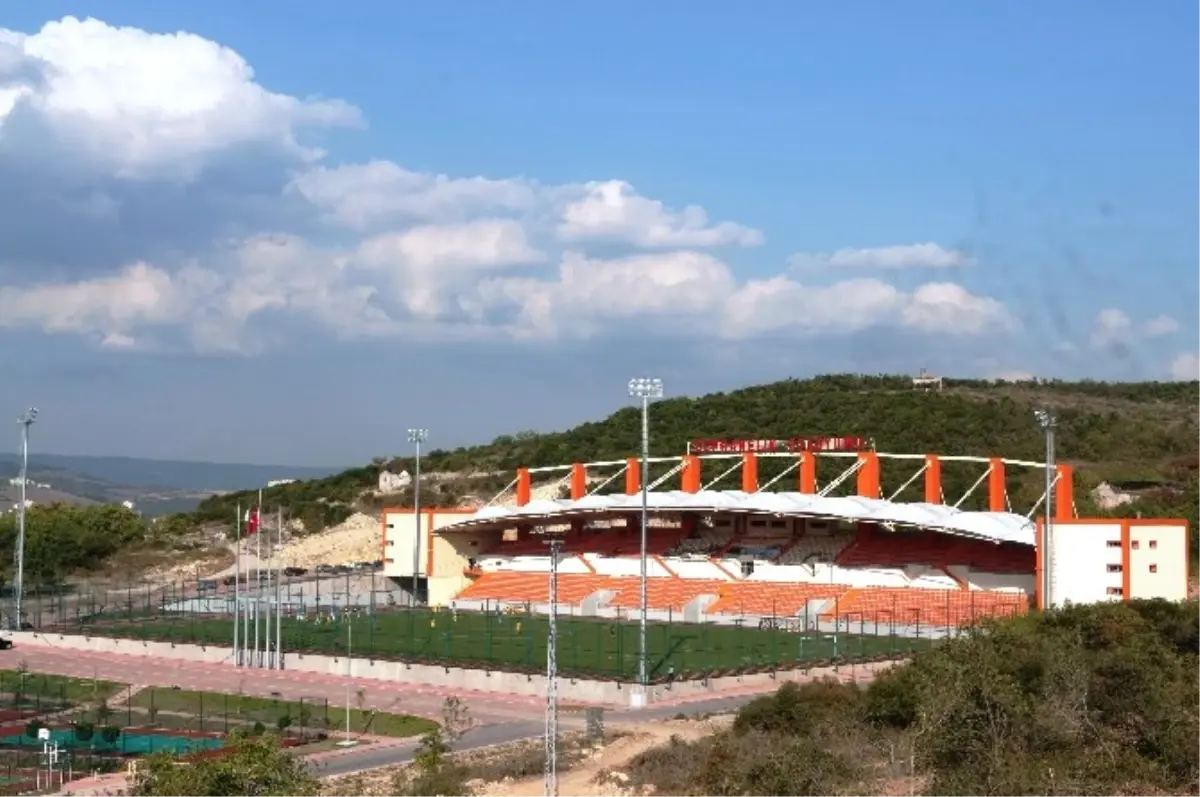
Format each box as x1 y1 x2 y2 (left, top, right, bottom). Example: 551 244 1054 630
14 407 38 631
627 378 663 707
407 428 429 605
1034 409 1057 610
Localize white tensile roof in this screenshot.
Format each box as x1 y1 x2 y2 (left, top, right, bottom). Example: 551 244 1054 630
440 489 1036 546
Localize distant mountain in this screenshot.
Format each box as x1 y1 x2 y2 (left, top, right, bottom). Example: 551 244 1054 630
0 453 342 516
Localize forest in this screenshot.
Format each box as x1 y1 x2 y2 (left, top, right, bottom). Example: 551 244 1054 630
0 504 146 585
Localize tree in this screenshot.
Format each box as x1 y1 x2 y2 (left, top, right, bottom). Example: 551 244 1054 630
394 727 468 797
101 725 121 745
130 733 321 796
73 720 94 743
440 696 471 745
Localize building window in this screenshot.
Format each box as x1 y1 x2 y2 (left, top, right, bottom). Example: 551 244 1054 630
1106 564 1122 573
1149 540 1158 549
1131 540 1139 549
1149 564 1158 573
1106 540 1120 548
1106 587 1123 596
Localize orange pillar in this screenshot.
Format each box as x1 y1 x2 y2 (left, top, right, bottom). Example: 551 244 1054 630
924 454 942 504
1055 464 1074 521
987 458 1006 512
570 463 587 500
798 452 817 494
681 455 702 493
625 457 640 495
741 453 759 493
516 467 531 506
856 451 880 499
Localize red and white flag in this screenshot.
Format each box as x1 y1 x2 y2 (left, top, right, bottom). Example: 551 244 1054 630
244 507 261 536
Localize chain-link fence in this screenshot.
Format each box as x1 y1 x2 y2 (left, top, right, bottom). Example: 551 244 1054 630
21 569 406 631
30 576 1028 680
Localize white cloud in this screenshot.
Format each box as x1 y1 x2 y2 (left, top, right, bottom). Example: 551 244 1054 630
1090 309 1182 351
1089 308 1133 348
1169 352 1198 381
0 16 360 181
465 252 1015 342
1143 315 1179 337
789 242 971 271
557 180 764 248
0 15 1019 358
288 161 538 229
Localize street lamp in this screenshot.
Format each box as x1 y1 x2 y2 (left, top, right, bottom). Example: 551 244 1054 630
14 407 38 631
1034 409 1057 610
627 378 663 706
407 428 429 605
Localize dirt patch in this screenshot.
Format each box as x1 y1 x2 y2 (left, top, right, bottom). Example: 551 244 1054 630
280 513 382 567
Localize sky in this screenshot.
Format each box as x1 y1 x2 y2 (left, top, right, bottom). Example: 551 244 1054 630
0 1 1196 466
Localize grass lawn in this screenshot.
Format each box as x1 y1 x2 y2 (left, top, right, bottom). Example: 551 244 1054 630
0 670 126 705
128 688 436 738
72 608 932 680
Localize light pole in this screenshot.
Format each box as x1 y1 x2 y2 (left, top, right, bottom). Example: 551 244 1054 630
543 534 565 797
1034 409 1057 611
627 378 663 707
407 429 429 605
14 407 38 631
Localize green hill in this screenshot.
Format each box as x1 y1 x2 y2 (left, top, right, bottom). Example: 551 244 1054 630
186 375 1199 549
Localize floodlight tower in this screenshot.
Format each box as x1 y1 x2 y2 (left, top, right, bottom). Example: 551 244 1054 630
407 428 429 604
14 407 38 630
1034 409 1057 609
543 531 566 797
627 378 663 708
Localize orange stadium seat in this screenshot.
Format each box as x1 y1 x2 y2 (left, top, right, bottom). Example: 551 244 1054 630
456 572 609 604
822 587 1028 627
607 578 726 611
707 582 850 617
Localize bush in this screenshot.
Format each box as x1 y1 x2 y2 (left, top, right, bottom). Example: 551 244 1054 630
23 720 43 739
73 720 94 743
628 599 1200 796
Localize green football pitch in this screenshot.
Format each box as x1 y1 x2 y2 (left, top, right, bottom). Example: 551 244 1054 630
72 609 931 680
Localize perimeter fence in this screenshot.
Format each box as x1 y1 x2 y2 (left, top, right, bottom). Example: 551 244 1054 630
28 575 1029 681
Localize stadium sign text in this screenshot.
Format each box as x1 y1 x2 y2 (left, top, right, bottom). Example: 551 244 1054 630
689 436 873 454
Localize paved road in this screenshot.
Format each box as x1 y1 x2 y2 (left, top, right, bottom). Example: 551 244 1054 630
311 688 796 778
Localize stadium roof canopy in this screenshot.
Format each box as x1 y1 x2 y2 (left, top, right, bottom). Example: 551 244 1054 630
437 490 1036 546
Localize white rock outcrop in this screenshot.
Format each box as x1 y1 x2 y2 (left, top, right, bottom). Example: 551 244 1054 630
377 470 412 493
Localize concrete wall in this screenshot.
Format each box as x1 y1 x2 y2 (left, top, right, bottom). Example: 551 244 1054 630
11 631 899 706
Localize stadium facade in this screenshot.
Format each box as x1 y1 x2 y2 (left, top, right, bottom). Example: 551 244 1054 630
381 449 1190 630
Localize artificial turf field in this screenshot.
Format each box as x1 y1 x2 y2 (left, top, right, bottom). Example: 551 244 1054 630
68 608 933 680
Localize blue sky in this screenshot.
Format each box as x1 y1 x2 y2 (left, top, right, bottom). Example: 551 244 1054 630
0 1 1196 466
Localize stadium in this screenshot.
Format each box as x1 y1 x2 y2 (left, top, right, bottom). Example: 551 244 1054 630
376 439 1189 678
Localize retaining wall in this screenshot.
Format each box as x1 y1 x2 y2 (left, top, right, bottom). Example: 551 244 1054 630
11 631 896 706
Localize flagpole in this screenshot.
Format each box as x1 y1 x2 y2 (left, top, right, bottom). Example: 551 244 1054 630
276 506 283 670
255 488 262 668
264 503 272 669
233 502 241 667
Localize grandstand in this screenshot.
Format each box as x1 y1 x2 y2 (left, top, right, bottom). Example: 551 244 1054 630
383 448 1190 637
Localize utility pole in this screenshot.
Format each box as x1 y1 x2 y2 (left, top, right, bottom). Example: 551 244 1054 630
13 407 38 631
